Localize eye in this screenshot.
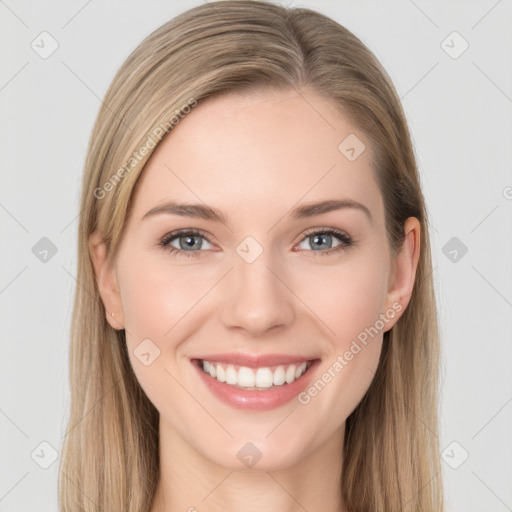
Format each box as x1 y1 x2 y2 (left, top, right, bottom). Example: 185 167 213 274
158 229 214 258
158 227 354 259
295 228 353 255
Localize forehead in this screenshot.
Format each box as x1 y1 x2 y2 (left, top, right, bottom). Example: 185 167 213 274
129 88 384 226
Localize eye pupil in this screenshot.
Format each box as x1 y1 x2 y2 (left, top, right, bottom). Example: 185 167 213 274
311 234 331 250
181 235 201 250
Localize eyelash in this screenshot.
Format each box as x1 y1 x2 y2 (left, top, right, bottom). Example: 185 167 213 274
158 228 354 259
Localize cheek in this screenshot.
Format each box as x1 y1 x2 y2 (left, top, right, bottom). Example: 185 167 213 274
300 269 390 426
119 258 218 343
117 257 223 399
117 260 206 416
291 254 389 412
295 254 390 346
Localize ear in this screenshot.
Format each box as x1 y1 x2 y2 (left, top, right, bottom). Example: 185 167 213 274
383 217 421 327
89 231 125 330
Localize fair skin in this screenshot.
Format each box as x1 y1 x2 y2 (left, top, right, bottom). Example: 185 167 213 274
90 88 420 512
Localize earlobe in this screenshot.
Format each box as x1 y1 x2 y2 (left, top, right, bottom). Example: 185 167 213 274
384 217 421 326
88 231 125 330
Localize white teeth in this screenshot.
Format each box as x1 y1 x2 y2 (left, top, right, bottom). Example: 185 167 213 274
273 366 286 385
238 367 255 387
225 365 237 385
216 364 226 382
295 362 307 378
285 365 296 383
200 360 310 389
255 368 273 389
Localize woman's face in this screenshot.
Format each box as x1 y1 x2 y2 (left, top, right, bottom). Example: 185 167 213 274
93 87 417 471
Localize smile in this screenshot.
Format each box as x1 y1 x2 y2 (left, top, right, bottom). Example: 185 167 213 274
200 359 312 390
192 354 320 410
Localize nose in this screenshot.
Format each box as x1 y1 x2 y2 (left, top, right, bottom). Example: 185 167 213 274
220 252 295 337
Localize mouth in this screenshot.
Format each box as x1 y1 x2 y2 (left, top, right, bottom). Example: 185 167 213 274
191 354 320 410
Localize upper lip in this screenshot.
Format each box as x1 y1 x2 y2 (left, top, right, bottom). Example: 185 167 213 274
193 353 318 368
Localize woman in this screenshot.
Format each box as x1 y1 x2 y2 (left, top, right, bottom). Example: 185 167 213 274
58 1 444 511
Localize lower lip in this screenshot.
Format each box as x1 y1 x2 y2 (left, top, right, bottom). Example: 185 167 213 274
193 359 320 411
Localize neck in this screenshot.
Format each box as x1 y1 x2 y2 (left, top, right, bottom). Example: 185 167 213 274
150 418 347 512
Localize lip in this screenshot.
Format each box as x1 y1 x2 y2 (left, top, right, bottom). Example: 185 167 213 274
192 355 321 411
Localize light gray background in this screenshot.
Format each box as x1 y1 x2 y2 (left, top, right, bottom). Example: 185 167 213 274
1 1 511 510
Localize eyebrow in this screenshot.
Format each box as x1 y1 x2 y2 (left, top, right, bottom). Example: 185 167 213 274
141 198 372 224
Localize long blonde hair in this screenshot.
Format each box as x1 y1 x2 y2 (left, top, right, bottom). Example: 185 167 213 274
58 1 444 510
